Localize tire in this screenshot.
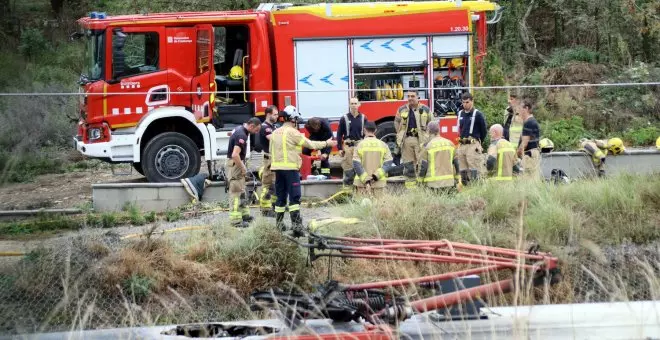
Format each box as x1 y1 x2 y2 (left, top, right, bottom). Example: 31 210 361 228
142 132 201 183
132 162 144 176
376 121 401 166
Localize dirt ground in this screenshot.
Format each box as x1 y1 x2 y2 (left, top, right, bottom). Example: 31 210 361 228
0 166 143 210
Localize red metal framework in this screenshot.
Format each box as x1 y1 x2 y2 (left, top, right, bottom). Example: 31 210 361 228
251 233 561 328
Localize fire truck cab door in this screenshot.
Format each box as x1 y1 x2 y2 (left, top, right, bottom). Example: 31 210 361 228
190 24 214 122
106 27 167 123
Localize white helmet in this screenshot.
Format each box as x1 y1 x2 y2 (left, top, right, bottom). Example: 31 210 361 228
280 105 302 123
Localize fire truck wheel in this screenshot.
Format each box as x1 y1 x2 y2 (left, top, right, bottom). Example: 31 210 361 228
376 121 401 165
142 132 201 183
132 162 144 176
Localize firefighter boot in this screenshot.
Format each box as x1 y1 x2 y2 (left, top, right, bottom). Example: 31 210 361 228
290 210 305 238
460 170 470 186
276 212 287 232
470 169 479 183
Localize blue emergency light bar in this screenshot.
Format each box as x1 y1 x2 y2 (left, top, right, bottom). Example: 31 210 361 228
89 12 107 19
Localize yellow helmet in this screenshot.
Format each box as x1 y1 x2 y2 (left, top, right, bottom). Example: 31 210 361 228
450 58 463 68
539 138 554 153
607 137 625 155
656 136 660 150
229 65 243 80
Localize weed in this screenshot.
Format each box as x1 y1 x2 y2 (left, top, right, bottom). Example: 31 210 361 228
100 213 117 228
144 211 157 223
123 274 153 303
165 209 182 222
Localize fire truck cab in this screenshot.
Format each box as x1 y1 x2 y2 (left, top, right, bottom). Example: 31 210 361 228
73 1 501 182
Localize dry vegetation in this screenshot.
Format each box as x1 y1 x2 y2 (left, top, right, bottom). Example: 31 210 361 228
0 174 658 334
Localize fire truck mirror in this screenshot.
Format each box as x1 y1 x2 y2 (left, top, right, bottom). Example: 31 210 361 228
111 29 127 80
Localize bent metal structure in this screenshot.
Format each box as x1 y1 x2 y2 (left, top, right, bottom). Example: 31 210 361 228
92 149 660 212
11 233 660 339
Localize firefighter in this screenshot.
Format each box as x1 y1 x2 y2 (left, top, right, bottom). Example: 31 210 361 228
226 117 262 228
503 93 523 148
303 117 333 177
486 124 519 181
579 137 625 177
271 106 337 234
656 136 660 150
352 121 394 197
455 92 487 185
516 98 541 180
418 121 460 194
337 97 366 191
256 105 279 217
395 91 431 188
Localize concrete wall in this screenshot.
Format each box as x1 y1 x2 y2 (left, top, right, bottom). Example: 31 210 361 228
93 150 660 212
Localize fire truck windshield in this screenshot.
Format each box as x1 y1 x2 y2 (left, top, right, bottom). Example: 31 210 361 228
83 30 105 82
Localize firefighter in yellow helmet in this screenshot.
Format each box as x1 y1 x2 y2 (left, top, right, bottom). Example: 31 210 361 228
270 105 337 235
486 124 519 181
395 91 431 189
539 138 554 153
352 121 394 197
579 137 625 177
418 121 460 194
656 136 660 150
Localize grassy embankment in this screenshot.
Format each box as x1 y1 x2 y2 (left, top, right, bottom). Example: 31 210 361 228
0 174 658 333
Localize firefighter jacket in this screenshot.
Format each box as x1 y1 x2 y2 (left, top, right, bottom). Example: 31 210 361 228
418 136 459 188
352 136 394 188
486 138 518 181
580 139 608 166
394 104 431 146
270 124 328 171
503 106 524 147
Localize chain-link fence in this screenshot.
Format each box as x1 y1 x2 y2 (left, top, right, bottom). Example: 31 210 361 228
0 231 657 336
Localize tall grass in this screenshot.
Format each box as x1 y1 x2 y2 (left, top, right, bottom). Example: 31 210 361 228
0 175 658 334
336 174 660 248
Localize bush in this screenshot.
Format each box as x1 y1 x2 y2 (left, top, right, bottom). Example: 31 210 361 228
19 28 52 60
623 125 660 146
545 47 599 68
541 116 592 151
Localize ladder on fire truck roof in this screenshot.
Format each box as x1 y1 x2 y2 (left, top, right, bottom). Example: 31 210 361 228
257 1 502 18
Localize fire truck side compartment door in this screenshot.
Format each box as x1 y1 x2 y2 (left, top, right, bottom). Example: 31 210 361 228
165 27 197 109
294 39 349 119
432 35 469 56
191 24 214 123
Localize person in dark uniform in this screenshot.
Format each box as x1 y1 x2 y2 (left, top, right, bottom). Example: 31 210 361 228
455 92 487 185
336 97 366 191
516 98 541 180
226 117 262 228
303 117 333 177
255 106 279 217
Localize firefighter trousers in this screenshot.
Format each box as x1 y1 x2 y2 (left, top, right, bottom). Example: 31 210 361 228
521 149 541 180
401 136 421 188
456 142 484 182
274 170 302 215
258 155 276 211
227 161 250 225
341 143 356 188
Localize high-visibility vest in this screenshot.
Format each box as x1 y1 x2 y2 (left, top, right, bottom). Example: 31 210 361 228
492 139 516 181
270 124 328 171
353 137 392 188
422 137 457 188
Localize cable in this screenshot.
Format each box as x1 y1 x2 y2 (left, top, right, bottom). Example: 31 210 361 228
0 81 658 96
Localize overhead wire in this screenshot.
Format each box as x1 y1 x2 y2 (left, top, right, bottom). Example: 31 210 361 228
0 81 658 96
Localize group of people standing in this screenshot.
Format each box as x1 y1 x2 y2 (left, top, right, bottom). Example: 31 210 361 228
215 91 545 233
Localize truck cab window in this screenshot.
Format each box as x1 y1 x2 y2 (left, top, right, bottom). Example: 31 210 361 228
114 32 159 78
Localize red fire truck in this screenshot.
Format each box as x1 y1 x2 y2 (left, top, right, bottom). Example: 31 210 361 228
73 1 501 182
